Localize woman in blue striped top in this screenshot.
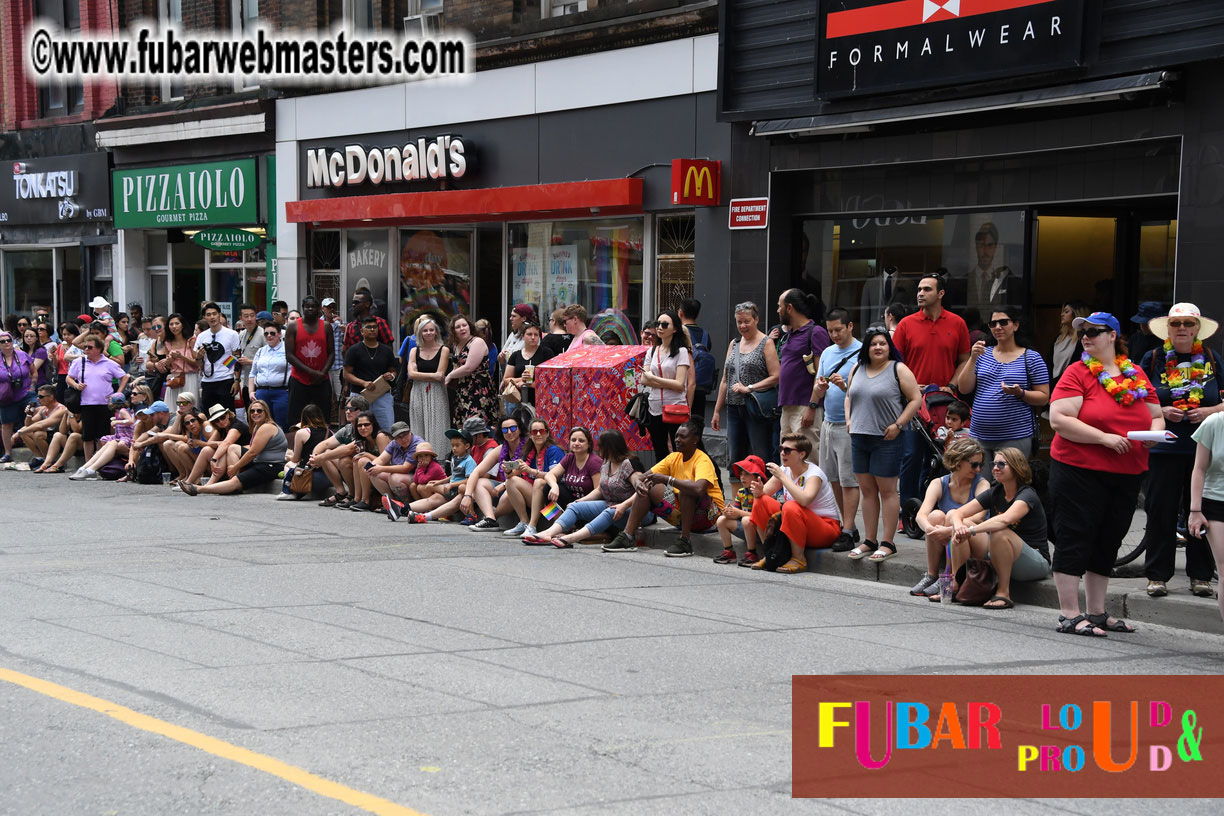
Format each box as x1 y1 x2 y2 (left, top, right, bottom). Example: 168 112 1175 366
953 307 1050 462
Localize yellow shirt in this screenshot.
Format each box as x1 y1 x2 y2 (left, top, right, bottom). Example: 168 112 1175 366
652 450 725 511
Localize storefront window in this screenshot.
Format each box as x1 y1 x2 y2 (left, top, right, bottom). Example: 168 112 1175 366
61 246 82 320
399 228 472 341
3 251 54 319
508 218 644 342
309 230 341 311
799 210 1025 333
347 228 392 335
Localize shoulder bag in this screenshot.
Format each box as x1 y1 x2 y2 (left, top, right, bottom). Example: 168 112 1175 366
657 349 691 425
289 463 316 494
63 358 84 412
954 558 999 606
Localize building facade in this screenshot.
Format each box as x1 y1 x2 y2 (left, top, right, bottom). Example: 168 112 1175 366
719 0 1224 356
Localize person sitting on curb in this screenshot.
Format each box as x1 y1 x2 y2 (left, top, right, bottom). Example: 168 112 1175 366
459 416 526 531
745 433 843 573
910 437 990 597
278 404 333 501
16 385 67 469
946 446 1052 609
181 400 288 497
713 456 766 566
408 443 446 497
34 410 83 473
602 419 724 557
310 394 370 507
405 425 481 523
374 422 425 519
181 404 251 489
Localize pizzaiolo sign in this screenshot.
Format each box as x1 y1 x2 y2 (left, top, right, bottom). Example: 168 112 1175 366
817 0 1089 98
305 136 468 189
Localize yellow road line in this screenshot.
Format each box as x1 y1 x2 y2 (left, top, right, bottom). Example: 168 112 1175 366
0 666 427 816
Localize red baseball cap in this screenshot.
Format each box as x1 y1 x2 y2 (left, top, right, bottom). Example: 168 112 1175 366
76 314 94 323
732 455 767 481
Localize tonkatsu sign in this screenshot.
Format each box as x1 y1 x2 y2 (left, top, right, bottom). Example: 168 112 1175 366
817 0 1090 98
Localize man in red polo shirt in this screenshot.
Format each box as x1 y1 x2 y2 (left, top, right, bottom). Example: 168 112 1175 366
892 274 970 503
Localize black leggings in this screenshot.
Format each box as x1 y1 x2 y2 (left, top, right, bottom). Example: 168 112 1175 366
646 413 677 461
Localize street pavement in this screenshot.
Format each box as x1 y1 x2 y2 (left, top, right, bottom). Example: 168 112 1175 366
1 475 1222 815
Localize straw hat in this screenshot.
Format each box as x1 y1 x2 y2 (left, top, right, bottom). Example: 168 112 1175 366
1148 303 1218 340
414 442 437 460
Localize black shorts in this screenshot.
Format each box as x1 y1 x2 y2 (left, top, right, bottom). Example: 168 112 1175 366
236 461 279 491
1202 497 1224 524
1048 460 1143 577
79 404 111 442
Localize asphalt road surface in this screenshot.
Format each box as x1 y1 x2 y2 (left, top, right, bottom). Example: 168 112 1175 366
2 477 1221 815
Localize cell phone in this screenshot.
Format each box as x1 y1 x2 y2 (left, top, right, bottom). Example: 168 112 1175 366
363 461 374 471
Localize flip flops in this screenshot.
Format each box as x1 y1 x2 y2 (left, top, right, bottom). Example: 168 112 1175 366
983 595 1014 609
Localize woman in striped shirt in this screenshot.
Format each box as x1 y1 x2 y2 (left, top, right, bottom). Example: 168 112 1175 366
953 307 1050 462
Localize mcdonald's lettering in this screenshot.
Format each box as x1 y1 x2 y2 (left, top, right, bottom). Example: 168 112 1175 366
670 159 721 206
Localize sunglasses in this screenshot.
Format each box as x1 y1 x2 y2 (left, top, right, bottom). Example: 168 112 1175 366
1077 326 1110 339
968 461 983 470
356 422 373 428
1167 320 1198 329
0 339 11 344
264 331 279 337
530 428 548 436
656 321 672 328
177 400 191 405
992 461 1008 470
501 425 519 433
152 324 163 330
987 319 1012 328
780 445 800 455
345 406 358 412
249 408 265 415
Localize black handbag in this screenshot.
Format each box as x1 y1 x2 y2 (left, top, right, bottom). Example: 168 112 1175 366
746 386 780 419
625 391 650 427
63 358 84 412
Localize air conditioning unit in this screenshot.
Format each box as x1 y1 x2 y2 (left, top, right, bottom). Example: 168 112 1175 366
404 0 444 36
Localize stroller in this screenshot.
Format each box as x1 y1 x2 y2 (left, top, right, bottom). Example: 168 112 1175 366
899 388 964 539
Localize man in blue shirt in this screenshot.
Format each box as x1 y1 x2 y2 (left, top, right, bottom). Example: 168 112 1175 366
814 307 862 551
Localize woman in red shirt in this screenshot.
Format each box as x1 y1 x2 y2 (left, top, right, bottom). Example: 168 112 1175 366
1049 312 1163 637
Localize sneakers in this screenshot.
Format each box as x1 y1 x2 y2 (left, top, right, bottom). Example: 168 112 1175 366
504 521 527 537
1190 579 1215 598
713 548 737 564
831 531 856 552
349 500 371 512
738 550 760 568
471 517 500 531
69 467 98 481
602 532 636 552
276 492 300 501
1146 580 1168 597
910 573 939 597
459 514 478 526
28 457 44 470
665 538 693 558
383 495 405 521
68 466 89 480
0 454 11 464
521 524 538 539
408 512 429 524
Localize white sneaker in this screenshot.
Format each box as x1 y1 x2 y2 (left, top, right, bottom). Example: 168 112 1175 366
276 492 300 501
520 524 538 539
68 467 89 480
82 469 99 480
504 521 527 537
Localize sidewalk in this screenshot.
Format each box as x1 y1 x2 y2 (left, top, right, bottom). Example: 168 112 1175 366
636 505 1224 637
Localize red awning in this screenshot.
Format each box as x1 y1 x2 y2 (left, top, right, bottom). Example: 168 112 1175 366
285 178 643 227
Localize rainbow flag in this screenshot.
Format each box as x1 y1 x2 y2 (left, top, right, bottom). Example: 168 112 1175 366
221 354 237 369
540 501 562 522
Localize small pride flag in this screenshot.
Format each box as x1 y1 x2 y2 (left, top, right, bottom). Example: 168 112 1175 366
540 501 562 522
221 354 237 369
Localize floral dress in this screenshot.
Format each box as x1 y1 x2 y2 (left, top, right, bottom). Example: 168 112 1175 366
451 340 496 428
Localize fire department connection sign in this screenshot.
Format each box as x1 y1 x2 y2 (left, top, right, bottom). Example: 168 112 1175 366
818 0 1088 98
729 198 769 230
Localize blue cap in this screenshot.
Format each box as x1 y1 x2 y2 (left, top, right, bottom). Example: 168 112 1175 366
108 392 127 404
1073 312 1122 335
1130 301 1164 324
256 310 274 321
139 400 170 415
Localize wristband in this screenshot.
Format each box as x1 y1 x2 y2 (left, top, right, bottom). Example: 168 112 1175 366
1190 508 1202 513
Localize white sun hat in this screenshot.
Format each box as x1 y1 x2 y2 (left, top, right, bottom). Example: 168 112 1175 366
1149 302 1218 340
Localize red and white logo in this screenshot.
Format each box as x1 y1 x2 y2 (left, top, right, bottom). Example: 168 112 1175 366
827 0 1057 39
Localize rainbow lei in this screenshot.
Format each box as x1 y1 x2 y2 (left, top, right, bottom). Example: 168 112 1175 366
1082 352 1148 407
1162 339 1212 411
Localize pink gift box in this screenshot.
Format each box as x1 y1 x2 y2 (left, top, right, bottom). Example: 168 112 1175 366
536 345 651 450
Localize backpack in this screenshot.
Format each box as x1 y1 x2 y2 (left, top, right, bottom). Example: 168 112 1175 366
136 444 165 484
687 325 717 392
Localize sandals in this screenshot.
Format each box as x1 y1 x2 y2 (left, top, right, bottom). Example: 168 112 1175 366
318 493 348 507
181 483 199 496
43 465 65 474
848 540 877 560
867 541 898 562
523 535 553 546
983 595 1014 609
1056 614 1107 637
775 558 806 574
552 539 574 549
1086 612 1136 633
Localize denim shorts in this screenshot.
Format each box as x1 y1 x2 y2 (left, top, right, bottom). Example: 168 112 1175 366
850 433 904 479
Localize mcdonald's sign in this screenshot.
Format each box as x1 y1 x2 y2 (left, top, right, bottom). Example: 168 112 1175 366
670 159 721 206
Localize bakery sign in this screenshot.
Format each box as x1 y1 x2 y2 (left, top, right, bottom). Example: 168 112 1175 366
817 0 1091 98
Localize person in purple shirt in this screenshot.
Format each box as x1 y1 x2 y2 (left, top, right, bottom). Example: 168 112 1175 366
65 335 129 458
0 331 37 463
776 288 830 466
369 421 424 509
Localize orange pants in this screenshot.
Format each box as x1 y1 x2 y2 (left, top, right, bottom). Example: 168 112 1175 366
749 495 841 550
